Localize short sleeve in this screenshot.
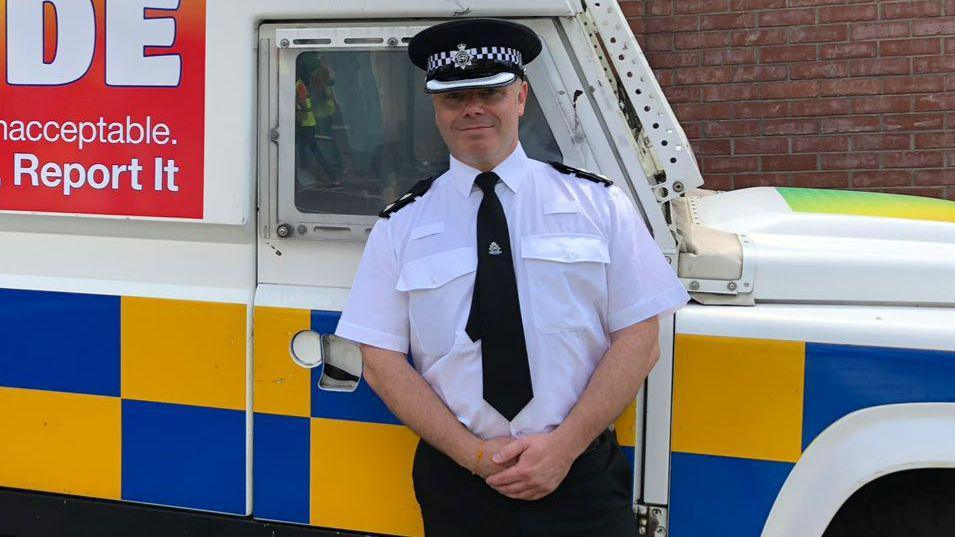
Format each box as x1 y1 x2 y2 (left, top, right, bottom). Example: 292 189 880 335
334 220 410 353
605 186 690 332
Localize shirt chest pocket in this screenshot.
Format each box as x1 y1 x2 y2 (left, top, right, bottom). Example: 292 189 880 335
397 247 477 357
520 235 610 334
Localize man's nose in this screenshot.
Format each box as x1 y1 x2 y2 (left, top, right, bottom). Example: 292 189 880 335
462 93 485 115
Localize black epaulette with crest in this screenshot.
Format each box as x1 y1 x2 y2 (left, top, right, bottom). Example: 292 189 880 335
549 161 613 187
378 175 440 218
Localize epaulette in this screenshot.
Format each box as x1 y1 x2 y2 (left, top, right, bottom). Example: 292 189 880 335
378 175 440 218
549 161 613 187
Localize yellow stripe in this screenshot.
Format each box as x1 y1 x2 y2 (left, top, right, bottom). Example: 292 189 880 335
253 306 312 417
0 387 121 499
614 399 638 447
672 335 805 463
121 297 246 411
311 418 423 536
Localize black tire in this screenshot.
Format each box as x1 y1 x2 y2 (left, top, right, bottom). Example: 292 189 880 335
823 469 955 537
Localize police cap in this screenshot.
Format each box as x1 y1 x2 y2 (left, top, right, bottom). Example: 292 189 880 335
408 18 542 94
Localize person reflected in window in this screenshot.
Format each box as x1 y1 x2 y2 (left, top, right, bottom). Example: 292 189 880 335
295 76 342 190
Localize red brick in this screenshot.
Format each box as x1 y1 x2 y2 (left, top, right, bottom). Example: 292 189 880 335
879 187 947 198
790 61 850 80
729 0 785 8
819 5 878 23
916 132 955 148
790 24 849 43
848 58 912 77
620 1 644 17
674 66 735 85
645 1 672 16
882 151 946 168
761 45 818 64
765 118 821 135
790 0 866 5
880 38 943 57
851 133 912 151
693 139 734 156
702 49 758 66
644 35 674 52
701 13 758 31
948 0 955 15
820 78 882 96
915 94 955 110
883 75 946 94
791 98 849 117
851 21 911 40
733 101 791 118
701 156 760 173
914 169 955 185
664 86 703 103
734 138 790 155
705 120 762 137
790 171 851 188
674 102 734 121
646 16 700 34
792 136 850 153
947 37 955 53
675 32 731 50
913 18 955 36
683 122 705 138
703 84 761 101
648 52 701 69
820 42 878 60
701 175 735 191
761 81 822 99
852 170 913 187
820 116 882 133
734 174 791 188
732 65 790 82
852 95 913 113
882 1 943 19
758 9 816 27
820 153 880 169
763 154 819 171
674 0 729 14
913 56 955 74
731 29 788 47
884 113 946 130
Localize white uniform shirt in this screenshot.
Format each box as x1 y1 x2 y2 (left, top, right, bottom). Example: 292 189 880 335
335 144 689 439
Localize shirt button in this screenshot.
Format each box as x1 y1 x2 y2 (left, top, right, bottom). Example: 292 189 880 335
430 276 438 284
568 251 577 260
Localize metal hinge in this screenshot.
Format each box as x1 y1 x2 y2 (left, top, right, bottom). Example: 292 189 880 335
637 503 668 537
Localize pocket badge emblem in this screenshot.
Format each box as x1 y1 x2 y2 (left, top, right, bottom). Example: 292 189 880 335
488 242 502 255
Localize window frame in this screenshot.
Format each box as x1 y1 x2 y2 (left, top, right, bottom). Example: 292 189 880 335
260 20 616 242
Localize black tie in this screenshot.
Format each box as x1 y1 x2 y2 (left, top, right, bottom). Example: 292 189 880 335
465 171 533 421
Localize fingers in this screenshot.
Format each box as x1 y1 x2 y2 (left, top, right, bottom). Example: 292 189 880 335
485 466 525 487
491 438 527 465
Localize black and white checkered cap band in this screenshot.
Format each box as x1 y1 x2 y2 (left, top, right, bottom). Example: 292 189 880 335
427 46 523 72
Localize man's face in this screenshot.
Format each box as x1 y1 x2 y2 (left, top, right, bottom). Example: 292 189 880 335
432 81 528 168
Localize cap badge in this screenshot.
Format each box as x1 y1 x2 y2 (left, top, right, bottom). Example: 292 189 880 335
488 242 502 256
453 43 473 70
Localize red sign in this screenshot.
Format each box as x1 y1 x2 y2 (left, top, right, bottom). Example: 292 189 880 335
0 0 205 218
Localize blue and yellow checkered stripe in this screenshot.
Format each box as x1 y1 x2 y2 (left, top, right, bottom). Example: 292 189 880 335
0 288 247 514
252 306 640 537
669 334 955 537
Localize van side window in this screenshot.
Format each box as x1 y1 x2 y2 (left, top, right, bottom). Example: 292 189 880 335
292 50 561 217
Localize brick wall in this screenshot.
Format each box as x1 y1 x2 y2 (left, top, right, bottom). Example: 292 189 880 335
622 0 955 200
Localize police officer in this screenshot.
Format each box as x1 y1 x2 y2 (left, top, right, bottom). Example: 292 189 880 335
335 18 689 537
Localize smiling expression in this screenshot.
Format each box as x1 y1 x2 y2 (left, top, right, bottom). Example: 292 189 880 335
432 81 528 171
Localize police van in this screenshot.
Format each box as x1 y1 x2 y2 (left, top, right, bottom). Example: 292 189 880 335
1 1 953 536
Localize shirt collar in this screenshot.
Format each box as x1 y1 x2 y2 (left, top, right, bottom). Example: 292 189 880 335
449 143 530 198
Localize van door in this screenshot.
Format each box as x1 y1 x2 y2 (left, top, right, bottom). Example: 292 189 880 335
252 19 629 536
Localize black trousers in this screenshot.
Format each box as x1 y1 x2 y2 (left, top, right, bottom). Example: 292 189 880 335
412 431 638 537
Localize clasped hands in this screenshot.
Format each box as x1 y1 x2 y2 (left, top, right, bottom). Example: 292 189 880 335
473 432 580 501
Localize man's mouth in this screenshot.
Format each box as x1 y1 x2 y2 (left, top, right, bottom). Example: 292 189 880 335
457 124 494 131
